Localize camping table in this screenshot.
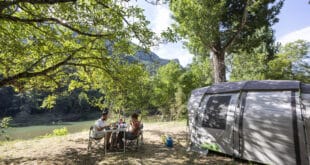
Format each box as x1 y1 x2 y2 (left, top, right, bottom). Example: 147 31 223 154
103 127 127 155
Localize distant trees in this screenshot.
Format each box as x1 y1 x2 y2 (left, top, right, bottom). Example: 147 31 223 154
267 40 309 82
151 59 212 120
151 61 182 119
230 40 309 82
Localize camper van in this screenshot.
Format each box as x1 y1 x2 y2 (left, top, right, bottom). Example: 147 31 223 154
188 80 310 165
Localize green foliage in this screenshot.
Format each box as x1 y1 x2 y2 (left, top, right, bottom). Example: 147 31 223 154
0 117 12 140
40 95 57 109
228 26 278 81
0 0 155 92
187 56 213 88
38 127 68 138
168 0 283 83
151 59 212 120
82 61 153 116
52 127 68 136
229 39 309 82
1 117 12 128
0 0 162 117
230 52 268 81
173 87 187 119
151 61 182 119
267 40 309 81
201 142 220 152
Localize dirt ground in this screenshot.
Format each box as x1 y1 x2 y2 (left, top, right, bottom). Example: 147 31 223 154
0 121 246 165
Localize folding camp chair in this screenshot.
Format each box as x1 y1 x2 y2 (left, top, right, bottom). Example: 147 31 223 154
87 125 105 151
124 124 144 150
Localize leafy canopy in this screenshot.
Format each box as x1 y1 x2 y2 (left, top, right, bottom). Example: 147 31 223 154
0 0 155 92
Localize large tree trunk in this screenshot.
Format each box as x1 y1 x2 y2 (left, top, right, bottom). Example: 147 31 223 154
212 51 226 83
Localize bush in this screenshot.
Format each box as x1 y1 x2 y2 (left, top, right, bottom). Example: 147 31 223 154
0 117 12 128
0 117 12 140
52 127 68 136
38 127 68 138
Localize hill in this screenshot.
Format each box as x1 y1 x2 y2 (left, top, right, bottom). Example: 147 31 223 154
125 50 180 74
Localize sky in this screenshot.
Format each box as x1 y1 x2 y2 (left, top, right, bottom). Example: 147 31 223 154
134 0 310 66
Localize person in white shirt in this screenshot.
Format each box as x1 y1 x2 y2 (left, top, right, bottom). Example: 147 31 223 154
93 109 111 149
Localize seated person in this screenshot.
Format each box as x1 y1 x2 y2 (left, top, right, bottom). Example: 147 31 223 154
111 118 127 148
117 113 141 148
92 109 112 148
118 118 127 128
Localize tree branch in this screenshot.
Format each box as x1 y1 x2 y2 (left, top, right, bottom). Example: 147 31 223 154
76 56 110 62
0 47 83 87
0 14 113 38
222 0 249 51
0 0 76 13
26 53 59 71
44 74 62 88
97 1 148 45
65 62 109 71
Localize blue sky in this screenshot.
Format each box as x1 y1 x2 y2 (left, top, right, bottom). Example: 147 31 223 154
135 0 310 66
274 0 310 42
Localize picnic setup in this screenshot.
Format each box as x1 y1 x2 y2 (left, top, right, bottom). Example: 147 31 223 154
87 110 144 156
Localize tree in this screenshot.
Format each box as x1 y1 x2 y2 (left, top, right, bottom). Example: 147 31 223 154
187 55 213 88
0 0 155 91
229 27 278 81
169 0 283 83
151 61 182 119
82 60 152 115
267 40 309 81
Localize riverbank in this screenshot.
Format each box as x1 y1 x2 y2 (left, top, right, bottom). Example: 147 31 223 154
0 121 242 165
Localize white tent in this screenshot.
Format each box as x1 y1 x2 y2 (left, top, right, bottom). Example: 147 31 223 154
188 80 310 165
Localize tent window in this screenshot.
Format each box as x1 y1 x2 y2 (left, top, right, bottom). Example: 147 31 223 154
202 95 231 129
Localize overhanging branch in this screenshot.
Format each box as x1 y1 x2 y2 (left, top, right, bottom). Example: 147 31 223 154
0 14 113 38
0 47 83 87
0 0 76 13
97 1 149 45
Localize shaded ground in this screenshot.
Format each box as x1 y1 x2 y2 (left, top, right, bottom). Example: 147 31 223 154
0 121 246 165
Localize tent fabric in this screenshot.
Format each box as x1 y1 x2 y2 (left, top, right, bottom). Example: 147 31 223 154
188 80 310 165
202 80 306 94
302 84 310 93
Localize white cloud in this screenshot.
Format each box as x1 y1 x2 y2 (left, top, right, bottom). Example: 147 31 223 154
152 5 172 34
278 26 310 45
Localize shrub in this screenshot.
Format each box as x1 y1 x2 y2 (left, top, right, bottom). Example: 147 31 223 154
52 127 68 136
0 117 12 140
37 127 68 138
